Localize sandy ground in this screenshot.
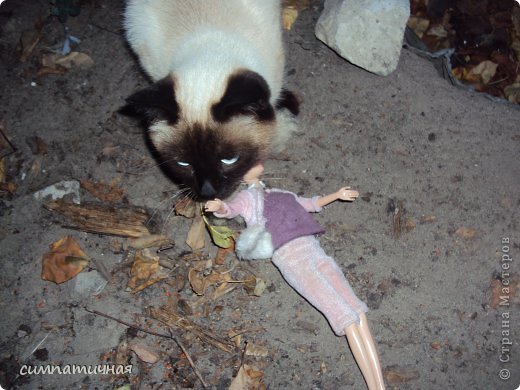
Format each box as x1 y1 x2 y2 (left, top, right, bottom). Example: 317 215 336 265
0 1 519 389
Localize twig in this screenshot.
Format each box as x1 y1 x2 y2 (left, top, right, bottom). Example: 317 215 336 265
148 306 236 353
84 308 208 388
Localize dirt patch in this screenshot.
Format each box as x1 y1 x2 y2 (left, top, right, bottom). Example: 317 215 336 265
0 1 519 389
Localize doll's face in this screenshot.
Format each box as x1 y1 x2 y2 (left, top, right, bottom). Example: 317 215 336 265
243 163 264 183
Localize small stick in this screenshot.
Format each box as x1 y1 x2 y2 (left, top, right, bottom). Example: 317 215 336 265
84 308 208 388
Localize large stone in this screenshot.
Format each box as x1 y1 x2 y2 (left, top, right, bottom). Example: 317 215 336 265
315 0 410 76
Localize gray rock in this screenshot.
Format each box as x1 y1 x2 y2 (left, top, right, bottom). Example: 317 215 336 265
33 179 81 204
315 0 410 76
69 270 107 297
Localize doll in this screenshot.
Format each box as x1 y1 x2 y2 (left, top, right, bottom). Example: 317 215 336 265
205 164 385 390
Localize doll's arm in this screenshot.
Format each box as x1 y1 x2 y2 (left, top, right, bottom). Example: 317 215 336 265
204 190 250 219
205 199 225 214
315 187 359 208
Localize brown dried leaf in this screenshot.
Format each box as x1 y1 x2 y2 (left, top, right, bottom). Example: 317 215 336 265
504 82 520 104
81 179 124 202
186 214 206 251
404 219 416 232
469 60 498 84
41 52 94 69
455 227 477 240
407 16 430 38
115 340 129 366
0 182 16 194
41 236 89 284
19 28 41 62
245 342 269 357
490 273 518 309
174 197 197 218
0 158 5 183
214 239 235 265
129 342 160 364
282 0 309 11
383 365 420 384
282 7 299 30
426 24 448 38
127 249 160 290
188 268 206 295
128 234 172 249
36 65 68 77
229 364 266 390
244 275 267 297
419 215 436 223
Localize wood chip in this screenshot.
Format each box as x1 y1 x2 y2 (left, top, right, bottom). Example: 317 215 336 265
44 200 151 238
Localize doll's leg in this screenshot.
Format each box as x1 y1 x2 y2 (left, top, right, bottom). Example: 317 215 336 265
272 237 361 335
358 313 385 389
345 323 378 390
314 251 368 313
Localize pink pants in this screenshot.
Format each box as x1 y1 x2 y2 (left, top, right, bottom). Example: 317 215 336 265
272 236 368 336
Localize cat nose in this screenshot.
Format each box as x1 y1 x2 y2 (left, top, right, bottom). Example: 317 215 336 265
200 180 217 198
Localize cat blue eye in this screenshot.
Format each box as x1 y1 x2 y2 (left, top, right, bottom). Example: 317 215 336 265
177 161 190 167
221 156 239 165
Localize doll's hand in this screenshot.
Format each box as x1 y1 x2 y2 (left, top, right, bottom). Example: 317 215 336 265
336 187 359 202
205 199 224 213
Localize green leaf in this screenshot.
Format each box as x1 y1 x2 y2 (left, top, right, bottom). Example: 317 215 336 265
207 224 234 249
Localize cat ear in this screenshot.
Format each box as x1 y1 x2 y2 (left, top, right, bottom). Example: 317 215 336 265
212 70 274 122
125 77 179 124
275 89 300 116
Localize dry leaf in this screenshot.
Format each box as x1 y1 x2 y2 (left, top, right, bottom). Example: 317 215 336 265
19 28 42 62
129 342 160 364
128 234 172 249
469 60 498 84
0 158 5 183
115 340 129 366
455 227 477 240
41 52 94 69
283 0 309 11
188 268 206 295
281 0 309 31
404 219 416 232
426 24 448 38
186 214 206 251
0 182 17 194
127 249 165 292
214 240 235 265
37 65 68 77
245 342 269 357
81 179 124 202
188 268 232 296
244 276 267 297
282 7 299 30
41 236 89 284
504 82 520 104
490 273 518 309
407 16 430 38
383 365 420 384
174 198 197 218
419 215 436 223
319 361 327 374
229 364 266 390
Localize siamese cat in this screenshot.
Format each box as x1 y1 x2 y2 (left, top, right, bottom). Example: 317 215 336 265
124 0 299 201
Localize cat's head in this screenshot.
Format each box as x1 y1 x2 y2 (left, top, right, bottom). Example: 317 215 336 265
126 69 283 201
